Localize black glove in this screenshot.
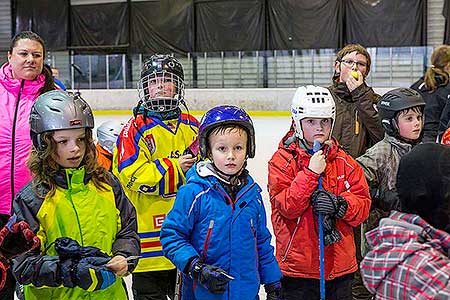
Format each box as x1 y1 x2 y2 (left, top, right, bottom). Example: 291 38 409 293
321 215 342 246
188 257 233 294
265 281 283 300
311 190 348 218
73 257 115 291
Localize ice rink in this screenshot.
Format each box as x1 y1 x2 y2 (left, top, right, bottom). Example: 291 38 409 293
95 113 292 300
15 114 292 300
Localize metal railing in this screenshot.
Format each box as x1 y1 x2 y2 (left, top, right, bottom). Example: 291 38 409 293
50 46 433 90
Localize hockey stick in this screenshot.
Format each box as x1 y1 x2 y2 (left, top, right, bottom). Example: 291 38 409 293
174 270 182 300
313 140 326 300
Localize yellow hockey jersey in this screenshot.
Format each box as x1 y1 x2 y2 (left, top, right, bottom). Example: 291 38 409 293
113 112 199 272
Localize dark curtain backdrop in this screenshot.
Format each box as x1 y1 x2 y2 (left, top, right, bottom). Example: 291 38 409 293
13 0 429 54
444 0 450 45
345 0 426 47
268 0 343 50
71 2 129 53
130 0 193 54
194 0 265 52
14 0 68 50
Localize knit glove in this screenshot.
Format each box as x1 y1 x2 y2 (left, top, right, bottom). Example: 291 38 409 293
188 257 233 294
322 215 342 246
311 190 348 218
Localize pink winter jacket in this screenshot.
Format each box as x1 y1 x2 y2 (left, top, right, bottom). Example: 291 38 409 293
0 63 45 215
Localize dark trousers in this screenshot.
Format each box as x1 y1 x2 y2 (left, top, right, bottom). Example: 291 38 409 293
132 269 177 300
282 273 354 300
0 214 14 300
352 225 373 300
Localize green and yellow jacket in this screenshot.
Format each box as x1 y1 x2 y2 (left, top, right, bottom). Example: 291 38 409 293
11 167 140 300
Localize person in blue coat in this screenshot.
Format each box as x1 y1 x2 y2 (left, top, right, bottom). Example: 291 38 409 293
160 105 282 300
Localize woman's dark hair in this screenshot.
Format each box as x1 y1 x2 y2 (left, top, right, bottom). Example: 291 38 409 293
9 31 55 94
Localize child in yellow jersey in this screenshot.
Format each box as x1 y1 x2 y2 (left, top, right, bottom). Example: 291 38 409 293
10 90 139 300
113 54 199 300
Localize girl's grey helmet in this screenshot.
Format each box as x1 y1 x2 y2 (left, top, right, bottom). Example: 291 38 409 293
29 90 94 149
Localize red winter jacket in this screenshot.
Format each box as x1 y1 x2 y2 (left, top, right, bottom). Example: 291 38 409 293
268 130 371 280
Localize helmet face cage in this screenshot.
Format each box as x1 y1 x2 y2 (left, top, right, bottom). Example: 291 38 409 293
291 85 336 140
97 121 125 155
29 90 94 149
199 105 255 159
137 71 184 112
137 55 185 112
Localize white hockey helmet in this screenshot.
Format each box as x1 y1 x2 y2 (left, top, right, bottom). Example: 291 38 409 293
291 85 336 139
97 121 125 155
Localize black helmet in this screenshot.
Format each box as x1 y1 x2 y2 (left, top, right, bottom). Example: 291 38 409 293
137 54 185 112
377 88 425 137
29 90 94 150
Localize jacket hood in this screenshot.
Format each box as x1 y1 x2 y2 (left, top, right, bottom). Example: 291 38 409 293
278 128 341 162
362 211 450 291
396 143 450 232
0 63 45 95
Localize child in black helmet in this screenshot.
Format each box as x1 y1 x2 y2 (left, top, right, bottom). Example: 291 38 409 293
113 54 199 300
356 87 425 256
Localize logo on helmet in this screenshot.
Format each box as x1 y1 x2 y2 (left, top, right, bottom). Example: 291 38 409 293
70 120 82 126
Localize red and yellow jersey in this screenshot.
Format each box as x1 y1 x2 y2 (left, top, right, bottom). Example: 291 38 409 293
113 112 199 272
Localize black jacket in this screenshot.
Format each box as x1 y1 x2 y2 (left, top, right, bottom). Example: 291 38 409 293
411 75 450 142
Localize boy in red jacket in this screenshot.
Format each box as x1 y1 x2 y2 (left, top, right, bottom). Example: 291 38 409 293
268 85 371 300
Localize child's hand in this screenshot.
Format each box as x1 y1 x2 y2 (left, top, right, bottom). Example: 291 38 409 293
105 255 128 277
308 150 326 174
179 154 197 173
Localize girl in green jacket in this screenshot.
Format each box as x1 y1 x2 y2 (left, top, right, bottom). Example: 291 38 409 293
11 90 140 300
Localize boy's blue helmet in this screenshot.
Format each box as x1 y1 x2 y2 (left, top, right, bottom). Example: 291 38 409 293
199 105 255 159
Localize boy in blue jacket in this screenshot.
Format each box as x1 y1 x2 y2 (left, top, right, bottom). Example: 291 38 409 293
161 105 282 300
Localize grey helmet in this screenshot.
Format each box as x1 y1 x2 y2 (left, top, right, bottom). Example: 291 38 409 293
96 120 125 155
30 90 94 149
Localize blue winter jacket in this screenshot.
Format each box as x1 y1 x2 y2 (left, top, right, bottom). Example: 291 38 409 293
160 161 282 300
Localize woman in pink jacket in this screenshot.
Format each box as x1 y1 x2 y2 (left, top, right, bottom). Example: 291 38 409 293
0 31 54 299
